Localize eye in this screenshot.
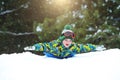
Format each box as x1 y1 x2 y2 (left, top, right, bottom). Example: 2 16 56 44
68 39 72 42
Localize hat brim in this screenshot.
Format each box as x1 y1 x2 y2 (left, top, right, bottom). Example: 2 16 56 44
61 30 73 34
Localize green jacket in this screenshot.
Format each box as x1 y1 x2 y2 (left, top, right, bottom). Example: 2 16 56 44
34 38 96 58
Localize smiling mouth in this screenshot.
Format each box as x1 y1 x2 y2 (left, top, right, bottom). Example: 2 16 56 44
66 44 69 46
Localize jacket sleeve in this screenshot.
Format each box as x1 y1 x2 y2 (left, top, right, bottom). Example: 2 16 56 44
33 43 44 51
79 44 96 53
34 42 52 51
33 40 58 51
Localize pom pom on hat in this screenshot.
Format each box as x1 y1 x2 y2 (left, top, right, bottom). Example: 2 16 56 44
61 24 73 34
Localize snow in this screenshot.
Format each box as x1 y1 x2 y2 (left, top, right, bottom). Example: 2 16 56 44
0 49 120 80
72 11 84 19
0 9 17 15
1 1 4 5
93 29 102 36
0 30 35 36
36 26 42 32
117 5 120 9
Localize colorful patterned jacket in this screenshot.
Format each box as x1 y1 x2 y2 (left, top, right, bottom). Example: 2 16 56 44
33 38 96 59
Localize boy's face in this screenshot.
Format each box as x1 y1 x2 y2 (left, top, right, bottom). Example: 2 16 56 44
62 38 72 48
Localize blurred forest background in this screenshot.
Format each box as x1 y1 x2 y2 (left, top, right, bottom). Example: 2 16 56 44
0 0 120 54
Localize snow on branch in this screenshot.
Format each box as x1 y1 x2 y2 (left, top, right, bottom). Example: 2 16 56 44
0 9 17 15
0 2 29 16
0 30 35 36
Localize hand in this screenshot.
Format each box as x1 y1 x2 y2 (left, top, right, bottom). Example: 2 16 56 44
95 45 106 51
24 46 35 51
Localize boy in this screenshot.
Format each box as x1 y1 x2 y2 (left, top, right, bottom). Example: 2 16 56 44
24 25 97 59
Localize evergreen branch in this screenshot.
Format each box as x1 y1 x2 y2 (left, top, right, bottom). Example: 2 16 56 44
0 30 35 36
0 2 30 16
0 9 17 15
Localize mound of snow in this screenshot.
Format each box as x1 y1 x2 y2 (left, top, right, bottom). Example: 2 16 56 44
0 49 120 80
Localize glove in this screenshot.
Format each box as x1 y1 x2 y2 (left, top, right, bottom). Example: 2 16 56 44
24 44 41 51
95 45 106 51
24 46 35 51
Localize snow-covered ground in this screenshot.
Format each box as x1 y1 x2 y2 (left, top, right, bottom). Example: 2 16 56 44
0 49 120 80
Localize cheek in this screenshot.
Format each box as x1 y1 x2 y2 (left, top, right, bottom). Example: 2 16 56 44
63 41 66 45
63 41 72 45
68 41 72 45
62 39 72 45
69 41 72 44
67 40 72 44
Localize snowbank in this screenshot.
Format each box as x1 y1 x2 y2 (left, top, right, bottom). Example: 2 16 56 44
0 49 120 80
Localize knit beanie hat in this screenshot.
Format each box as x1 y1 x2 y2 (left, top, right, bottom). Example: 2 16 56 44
61 24 73 34
59 24 75 42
